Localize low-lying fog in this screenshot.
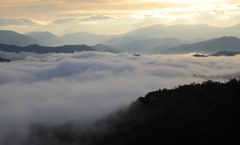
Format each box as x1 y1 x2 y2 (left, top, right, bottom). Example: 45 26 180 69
0 51 239 124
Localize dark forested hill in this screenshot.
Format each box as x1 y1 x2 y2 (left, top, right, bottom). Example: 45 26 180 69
0 43 94 54
0 57 10 62
25 79 240 145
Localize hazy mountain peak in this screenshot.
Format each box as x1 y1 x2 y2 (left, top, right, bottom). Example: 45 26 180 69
24 31 62 46
122 23 240 40
24 31 58 38
25 31 55 35
0 30 46 46
60 32 113 46
101 35 147 46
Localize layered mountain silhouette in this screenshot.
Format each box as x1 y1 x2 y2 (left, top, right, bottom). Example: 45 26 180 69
120 38 186 54
0 30 46 46
0 24 240 49
24 31 113 46
161 36 240 54
1 30 113 46
101 36 147 46
122 23 240 39
1 23 240 54
102 37 204 54
1 35 239 55
60 32 113 46
24 31 65 46
211 50 240 56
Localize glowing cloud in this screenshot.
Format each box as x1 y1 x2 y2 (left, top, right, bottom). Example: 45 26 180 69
0 0 239 34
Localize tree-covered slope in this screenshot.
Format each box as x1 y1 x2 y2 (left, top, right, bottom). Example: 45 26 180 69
93 79 240 145
25 79 240 145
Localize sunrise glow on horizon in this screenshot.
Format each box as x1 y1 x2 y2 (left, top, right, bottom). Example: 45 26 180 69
0 0 239 35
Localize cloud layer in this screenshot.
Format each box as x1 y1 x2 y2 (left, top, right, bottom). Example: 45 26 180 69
1 51 240 125
1 0 240 35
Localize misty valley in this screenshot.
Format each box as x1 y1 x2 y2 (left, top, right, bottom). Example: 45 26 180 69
1 23 240 144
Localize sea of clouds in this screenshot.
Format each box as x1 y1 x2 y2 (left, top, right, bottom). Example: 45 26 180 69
0 51 240 144
0 51 240 125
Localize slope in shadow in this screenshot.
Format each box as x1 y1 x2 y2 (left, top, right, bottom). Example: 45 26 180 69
24 79 240 145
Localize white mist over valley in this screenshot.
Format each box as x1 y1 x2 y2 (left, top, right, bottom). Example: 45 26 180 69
1 1 240 143
1 51 240 125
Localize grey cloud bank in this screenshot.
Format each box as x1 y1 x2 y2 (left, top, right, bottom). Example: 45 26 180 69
0 51 240 125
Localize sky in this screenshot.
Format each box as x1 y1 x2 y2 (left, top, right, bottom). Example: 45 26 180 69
0 0 240 35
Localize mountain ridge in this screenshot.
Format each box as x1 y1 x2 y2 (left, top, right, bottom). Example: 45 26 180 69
0 30 46 46
0 43 95 54
161 36 240 54
25 79 240 145
24 31 64 46
60 32 114 46
122 23 240 40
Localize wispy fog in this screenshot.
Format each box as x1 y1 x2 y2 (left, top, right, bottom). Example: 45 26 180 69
1 51 240 125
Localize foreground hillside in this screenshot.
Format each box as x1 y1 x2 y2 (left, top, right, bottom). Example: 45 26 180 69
25 79 240 145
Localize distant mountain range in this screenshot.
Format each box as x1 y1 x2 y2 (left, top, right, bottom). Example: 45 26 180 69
0 30 46 47
102 36 240 55
24 31 113 46
122 23 240 40
61 32 113 46
211 50 240 56
1 23 240 54
1 23 240 47
161 36 240 54
101 36 147 46
1 36 239 55
101 36 205 54
24 31 65 46
120 37 186 54
0 30 113 47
